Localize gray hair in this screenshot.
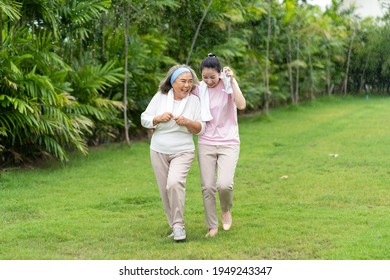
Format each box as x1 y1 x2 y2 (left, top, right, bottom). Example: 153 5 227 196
159 64 199 94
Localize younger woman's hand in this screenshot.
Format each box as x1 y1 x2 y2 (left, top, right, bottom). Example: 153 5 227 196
223 67 234 80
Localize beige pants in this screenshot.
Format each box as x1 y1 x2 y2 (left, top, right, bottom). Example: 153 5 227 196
197 144 240 229
150 150 194 229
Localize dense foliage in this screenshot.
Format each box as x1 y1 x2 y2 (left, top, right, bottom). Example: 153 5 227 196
1 0 390 166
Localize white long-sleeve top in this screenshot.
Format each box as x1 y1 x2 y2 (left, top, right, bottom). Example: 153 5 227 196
141 92 205 154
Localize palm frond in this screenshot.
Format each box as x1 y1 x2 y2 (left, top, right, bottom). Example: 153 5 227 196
93 98 124 111
23 68 58 106
59 0 111 26
36 135 67 161
0 0 22 21
0 95 35 114
29 31 73 72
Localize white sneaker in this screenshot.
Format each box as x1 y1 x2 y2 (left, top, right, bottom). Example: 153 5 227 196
173 226 186 241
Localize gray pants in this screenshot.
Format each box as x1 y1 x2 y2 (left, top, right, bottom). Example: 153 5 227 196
150 150 194 229
197 144 240 229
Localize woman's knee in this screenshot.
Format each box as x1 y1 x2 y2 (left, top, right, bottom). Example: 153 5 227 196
167 178 185 191
217 181 233 192
202 185 216 198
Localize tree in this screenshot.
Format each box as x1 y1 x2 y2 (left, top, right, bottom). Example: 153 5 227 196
0 0 22 48
2 0 390 167
264 0 272 113
186 0 214 65
0 28 89 164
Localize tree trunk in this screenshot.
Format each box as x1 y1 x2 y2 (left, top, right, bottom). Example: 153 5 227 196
79 37 83 62
100 15 107 64
227 22 231 65
326 47 332 95
69 29 74 63
295 32 300 104
0 12 3 49
287 34 295 104
342 27 355 95
123 8 130 144
358 49 371 94
308 52 315 100
186 0 213 65
264 0 272 114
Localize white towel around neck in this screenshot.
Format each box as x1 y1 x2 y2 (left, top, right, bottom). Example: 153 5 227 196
198 73 233 122
166 88 188 117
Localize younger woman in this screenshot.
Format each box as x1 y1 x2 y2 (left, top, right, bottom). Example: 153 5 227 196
196 54 246 237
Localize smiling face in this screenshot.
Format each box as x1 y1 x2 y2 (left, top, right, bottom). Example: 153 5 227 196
201 67 220 88
172 72 193 100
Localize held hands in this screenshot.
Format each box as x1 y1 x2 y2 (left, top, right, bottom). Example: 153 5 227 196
155 112 173 124
173 115 190 127
175 115 200 134
155 112 189 127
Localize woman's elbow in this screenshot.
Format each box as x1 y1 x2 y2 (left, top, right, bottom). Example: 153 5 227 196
195 122 206 135
237 102 246 110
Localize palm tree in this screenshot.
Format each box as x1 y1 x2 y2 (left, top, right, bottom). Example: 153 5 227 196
19 0 60 37
0 27 88 164
0 0 22 48
57 0 111 63
0 0 21 20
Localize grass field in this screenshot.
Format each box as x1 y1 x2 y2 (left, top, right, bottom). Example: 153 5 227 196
0 96 389 260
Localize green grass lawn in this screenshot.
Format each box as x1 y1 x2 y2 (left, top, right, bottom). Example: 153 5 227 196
0 96 389 260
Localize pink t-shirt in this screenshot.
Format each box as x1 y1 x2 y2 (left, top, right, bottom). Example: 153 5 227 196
195 80 240 145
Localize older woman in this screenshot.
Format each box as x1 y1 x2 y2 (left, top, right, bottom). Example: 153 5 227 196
141 65 205 241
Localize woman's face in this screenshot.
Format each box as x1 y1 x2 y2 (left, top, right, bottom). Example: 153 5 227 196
202 67 220 88
172 72 193 100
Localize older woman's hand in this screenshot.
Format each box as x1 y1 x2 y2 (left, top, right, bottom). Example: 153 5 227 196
173 115 190 126
154 112 173 126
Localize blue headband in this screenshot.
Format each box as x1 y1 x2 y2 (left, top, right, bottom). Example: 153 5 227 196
170 67 191 85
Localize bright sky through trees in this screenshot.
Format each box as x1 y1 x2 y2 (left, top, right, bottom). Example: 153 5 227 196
308 0 384 18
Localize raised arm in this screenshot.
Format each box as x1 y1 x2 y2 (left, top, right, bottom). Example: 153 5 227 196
224 67 246 110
